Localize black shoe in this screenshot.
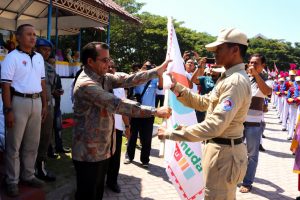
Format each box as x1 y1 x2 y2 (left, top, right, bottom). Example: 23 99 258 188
47 152 59 159
124 158 132 164
262 134 266 138
282 128 287 131
259 144 265 152
287 137 292 141
56 146 71 153
35 161 56 182
22 177 45 188
296 196 300 200
142 163 149 169
4 182 19 197
107 183 121 193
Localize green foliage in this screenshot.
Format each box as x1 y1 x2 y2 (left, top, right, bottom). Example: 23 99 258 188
58 0 300 73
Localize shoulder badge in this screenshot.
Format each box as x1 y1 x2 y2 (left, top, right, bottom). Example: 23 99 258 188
221 97 234 111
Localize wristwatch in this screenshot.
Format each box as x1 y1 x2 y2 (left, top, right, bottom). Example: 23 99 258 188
3 107 12 114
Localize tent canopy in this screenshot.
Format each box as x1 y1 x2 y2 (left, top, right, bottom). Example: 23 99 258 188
0 0 140 36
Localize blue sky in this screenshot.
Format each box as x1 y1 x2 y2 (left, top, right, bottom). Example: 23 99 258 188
139 0 299 43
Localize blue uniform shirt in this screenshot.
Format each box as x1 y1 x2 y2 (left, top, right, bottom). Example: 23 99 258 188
134 78 158 107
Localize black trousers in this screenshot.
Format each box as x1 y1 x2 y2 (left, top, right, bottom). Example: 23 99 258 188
106 129 123 185
73 159 109 200
155 94 165 108
126 117 154 164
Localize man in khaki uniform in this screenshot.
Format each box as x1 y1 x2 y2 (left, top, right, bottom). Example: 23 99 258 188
158 28 252 200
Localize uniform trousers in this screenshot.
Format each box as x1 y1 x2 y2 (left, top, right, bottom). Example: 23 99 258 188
288 104 298 138
282 99 289 129
203 142 247 200
5 96 42 184
278 96 283 118
37 103 54 162
126 117 154 164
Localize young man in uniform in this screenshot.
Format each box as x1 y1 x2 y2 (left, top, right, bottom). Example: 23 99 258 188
1 24 47 197
158 28 251 199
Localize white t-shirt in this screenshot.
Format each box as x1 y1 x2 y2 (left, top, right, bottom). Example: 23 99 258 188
113 87 126 131
246 78 273 122
1 49 45 93
185 71 198 93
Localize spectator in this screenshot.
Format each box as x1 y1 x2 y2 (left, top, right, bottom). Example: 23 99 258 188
124 60 163 168
73 51 80 62
72 42 171 200
1 24 47 197
35 38 57 182
106 60 131 193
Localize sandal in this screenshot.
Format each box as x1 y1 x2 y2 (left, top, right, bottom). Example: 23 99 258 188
239 185 252 193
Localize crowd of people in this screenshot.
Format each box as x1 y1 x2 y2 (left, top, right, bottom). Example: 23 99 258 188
0 23 298 200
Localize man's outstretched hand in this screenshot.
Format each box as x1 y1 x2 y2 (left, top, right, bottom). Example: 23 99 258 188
154 106 172 118
156 60 172 76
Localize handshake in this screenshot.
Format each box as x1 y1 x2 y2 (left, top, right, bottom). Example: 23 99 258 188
154 106 172 119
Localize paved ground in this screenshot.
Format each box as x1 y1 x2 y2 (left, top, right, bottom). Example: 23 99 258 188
47 105 299 200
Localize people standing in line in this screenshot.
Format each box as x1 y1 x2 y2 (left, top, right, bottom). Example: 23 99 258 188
287 74 300 140
240 53 272 193
1 24 47 197
72 42 172 200
124 60 163 168
35 38 57 182
106 60 131 193
158 28 251 200
277 75 286 120
281 70 296 131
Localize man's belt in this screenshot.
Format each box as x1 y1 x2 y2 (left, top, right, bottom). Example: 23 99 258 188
243 122 261 127
207 137 243 145
14 91 41 99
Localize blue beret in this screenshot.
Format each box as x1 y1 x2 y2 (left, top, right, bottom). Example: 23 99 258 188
36 38 53 48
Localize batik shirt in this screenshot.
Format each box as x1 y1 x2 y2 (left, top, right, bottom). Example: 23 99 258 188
72 67 158 162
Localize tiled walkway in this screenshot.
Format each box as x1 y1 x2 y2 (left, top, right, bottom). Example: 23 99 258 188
47 106 299 200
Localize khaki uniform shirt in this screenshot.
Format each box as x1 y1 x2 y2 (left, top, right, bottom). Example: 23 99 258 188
72 67 158 162
166 63 251 141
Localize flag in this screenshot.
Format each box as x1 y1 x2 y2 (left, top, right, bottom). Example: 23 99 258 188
164 17 205 200
274 62 279 75
267 66 271 74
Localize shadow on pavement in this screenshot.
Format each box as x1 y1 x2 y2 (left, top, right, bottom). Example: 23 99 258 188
250 177 294 200
266 136 292 144
265 127 285 132
264 149 294 159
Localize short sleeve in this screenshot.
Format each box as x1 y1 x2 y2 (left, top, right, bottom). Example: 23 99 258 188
1 54 16 83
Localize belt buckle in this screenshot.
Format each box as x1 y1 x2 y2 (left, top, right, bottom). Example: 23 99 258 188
32 93 39 99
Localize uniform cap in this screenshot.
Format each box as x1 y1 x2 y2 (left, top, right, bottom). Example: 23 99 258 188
279 77 285 81
205 28 248 52
289 70 296 76
296 76 300 82
36 38 53 48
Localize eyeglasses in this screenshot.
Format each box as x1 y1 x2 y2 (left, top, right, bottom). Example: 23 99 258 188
96 57 111 63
